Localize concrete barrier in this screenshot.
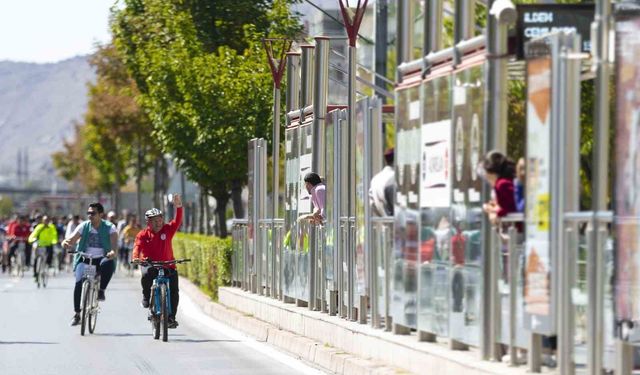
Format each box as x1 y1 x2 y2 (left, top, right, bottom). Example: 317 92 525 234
180 278 535 375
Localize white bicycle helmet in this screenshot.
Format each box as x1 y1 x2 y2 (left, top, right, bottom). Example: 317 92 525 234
145 208 163 219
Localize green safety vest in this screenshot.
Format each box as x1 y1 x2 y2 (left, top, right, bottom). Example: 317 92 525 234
73 220 113 271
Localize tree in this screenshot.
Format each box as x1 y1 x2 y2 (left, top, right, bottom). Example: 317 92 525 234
0 196 14 218
52 43 159 211
111 0 301 237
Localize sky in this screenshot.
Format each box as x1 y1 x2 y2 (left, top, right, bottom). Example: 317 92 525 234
0 0 116 63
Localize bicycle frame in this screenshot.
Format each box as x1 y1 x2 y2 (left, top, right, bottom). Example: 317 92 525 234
152 268 173 317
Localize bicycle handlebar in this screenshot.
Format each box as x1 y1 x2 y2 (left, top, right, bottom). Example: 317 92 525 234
131 258 191 267
66 250 102 259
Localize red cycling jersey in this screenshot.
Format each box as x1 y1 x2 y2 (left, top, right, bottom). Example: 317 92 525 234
133 207 183 269
7 221 31 240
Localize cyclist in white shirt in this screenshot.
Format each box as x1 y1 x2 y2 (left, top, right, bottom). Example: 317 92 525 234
62 203 117 326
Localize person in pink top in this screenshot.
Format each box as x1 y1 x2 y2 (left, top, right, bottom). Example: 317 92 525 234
481 150 517 225
299 172 325 224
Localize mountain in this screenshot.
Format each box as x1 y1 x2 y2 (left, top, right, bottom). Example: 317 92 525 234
0 56 95 186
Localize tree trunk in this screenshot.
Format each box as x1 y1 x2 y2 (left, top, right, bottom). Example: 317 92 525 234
136 142 143 222
213 190 229 238
153 159 160 208
231 178 245 218
198 188 205 234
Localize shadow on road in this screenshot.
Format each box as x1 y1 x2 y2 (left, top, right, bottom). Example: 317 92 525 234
171 339 241 343
93 332 185 337
0 341 58 345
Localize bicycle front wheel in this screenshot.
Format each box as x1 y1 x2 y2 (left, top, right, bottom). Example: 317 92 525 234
80 280 90 336
88 283 98 334
160 284 168 342
151 286 160 340
16 252 24 277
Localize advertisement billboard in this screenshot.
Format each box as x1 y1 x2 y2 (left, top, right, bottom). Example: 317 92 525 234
523 38 554 334
614 12 640 342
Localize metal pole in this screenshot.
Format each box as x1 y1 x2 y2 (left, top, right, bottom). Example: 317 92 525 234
286 53 301 115
375 0 389 97
397 0 413 67
507 225 518 366
590 1 611 374
312 37 329 179
347 41 356 320
558 33 581 375
425 0 443 54
300 45 314 109
454 0 475 44
483 0 516 361
272 87 281 221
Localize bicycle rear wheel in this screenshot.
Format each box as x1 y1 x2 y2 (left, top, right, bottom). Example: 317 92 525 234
151 286 160 340
16 252 24 277
89 283 98 333
35 256 42 288
80 280 90 336
42 263 48 288
160 284 168 342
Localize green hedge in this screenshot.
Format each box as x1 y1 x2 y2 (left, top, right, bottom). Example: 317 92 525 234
173 233 232 300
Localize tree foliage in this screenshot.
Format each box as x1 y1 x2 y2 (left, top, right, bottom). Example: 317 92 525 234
52 43 158 200
111 0 301 236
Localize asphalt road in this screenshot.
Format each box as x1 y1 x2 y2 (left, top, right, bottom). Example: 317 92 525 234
0 267 325 375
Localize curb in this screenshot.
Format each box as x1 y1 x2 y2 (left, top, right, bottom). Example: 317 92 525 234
179 277 404 375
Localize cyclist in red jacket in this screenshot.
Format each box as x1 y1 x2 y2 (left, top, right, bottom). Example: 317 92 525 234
132 194 183 328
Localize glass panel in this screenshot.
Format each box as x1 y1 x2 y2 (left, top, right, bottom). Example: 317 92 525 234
283 126 299 299
355 98 369 299
296 122 314 302
417 74 452 337
324 111 337 291
392 83 421 329
247 140 256 279
448 64 485 346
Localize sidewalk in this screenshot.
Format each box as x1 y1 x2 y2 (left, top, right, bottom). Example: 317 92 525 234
180 278 543 375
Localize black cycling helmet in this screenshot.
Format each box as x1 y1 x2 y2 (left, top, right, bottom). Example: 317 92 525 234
144 208 163 219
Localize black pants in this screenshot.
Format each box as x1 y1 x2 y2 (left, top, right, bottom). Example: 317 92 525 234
5 241 30 269
33 246 53 274
74 259 115 313
141 267 179 319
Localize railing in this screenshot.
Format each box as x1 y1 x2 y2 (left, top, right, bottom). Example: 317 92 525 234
233 210 621 374
231 219 248 289
371 216 394 329
493 213 527 366
563 211 615 372
257 218 285 298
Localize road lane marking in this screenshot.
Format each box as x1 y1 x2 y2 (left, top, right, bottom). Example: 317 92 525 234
179 293 326 375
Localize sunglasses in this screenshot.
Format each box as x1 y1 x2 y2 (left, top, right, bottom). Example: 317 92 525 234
87 211 97 216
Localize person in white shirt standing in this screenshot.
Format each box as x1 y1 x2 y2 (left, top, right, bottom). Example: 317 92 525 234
369 148 396 217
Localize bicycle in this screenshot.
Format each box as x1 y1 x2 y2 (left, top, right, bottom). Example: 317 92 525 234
33 244 49 288
118 245 134 277
68 250 102 336
133 258 190 342
9 240 27 278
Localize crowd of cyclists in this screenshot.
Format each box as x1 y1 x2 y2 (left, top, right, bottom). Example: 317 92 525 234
0 209 142 278
0 195 185 329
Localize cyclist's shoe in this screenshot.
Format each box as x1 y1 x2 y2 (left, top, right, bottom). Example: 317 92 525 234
140 298 150 308
97 290 106 301
70 313 80 326
168 318 179 329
